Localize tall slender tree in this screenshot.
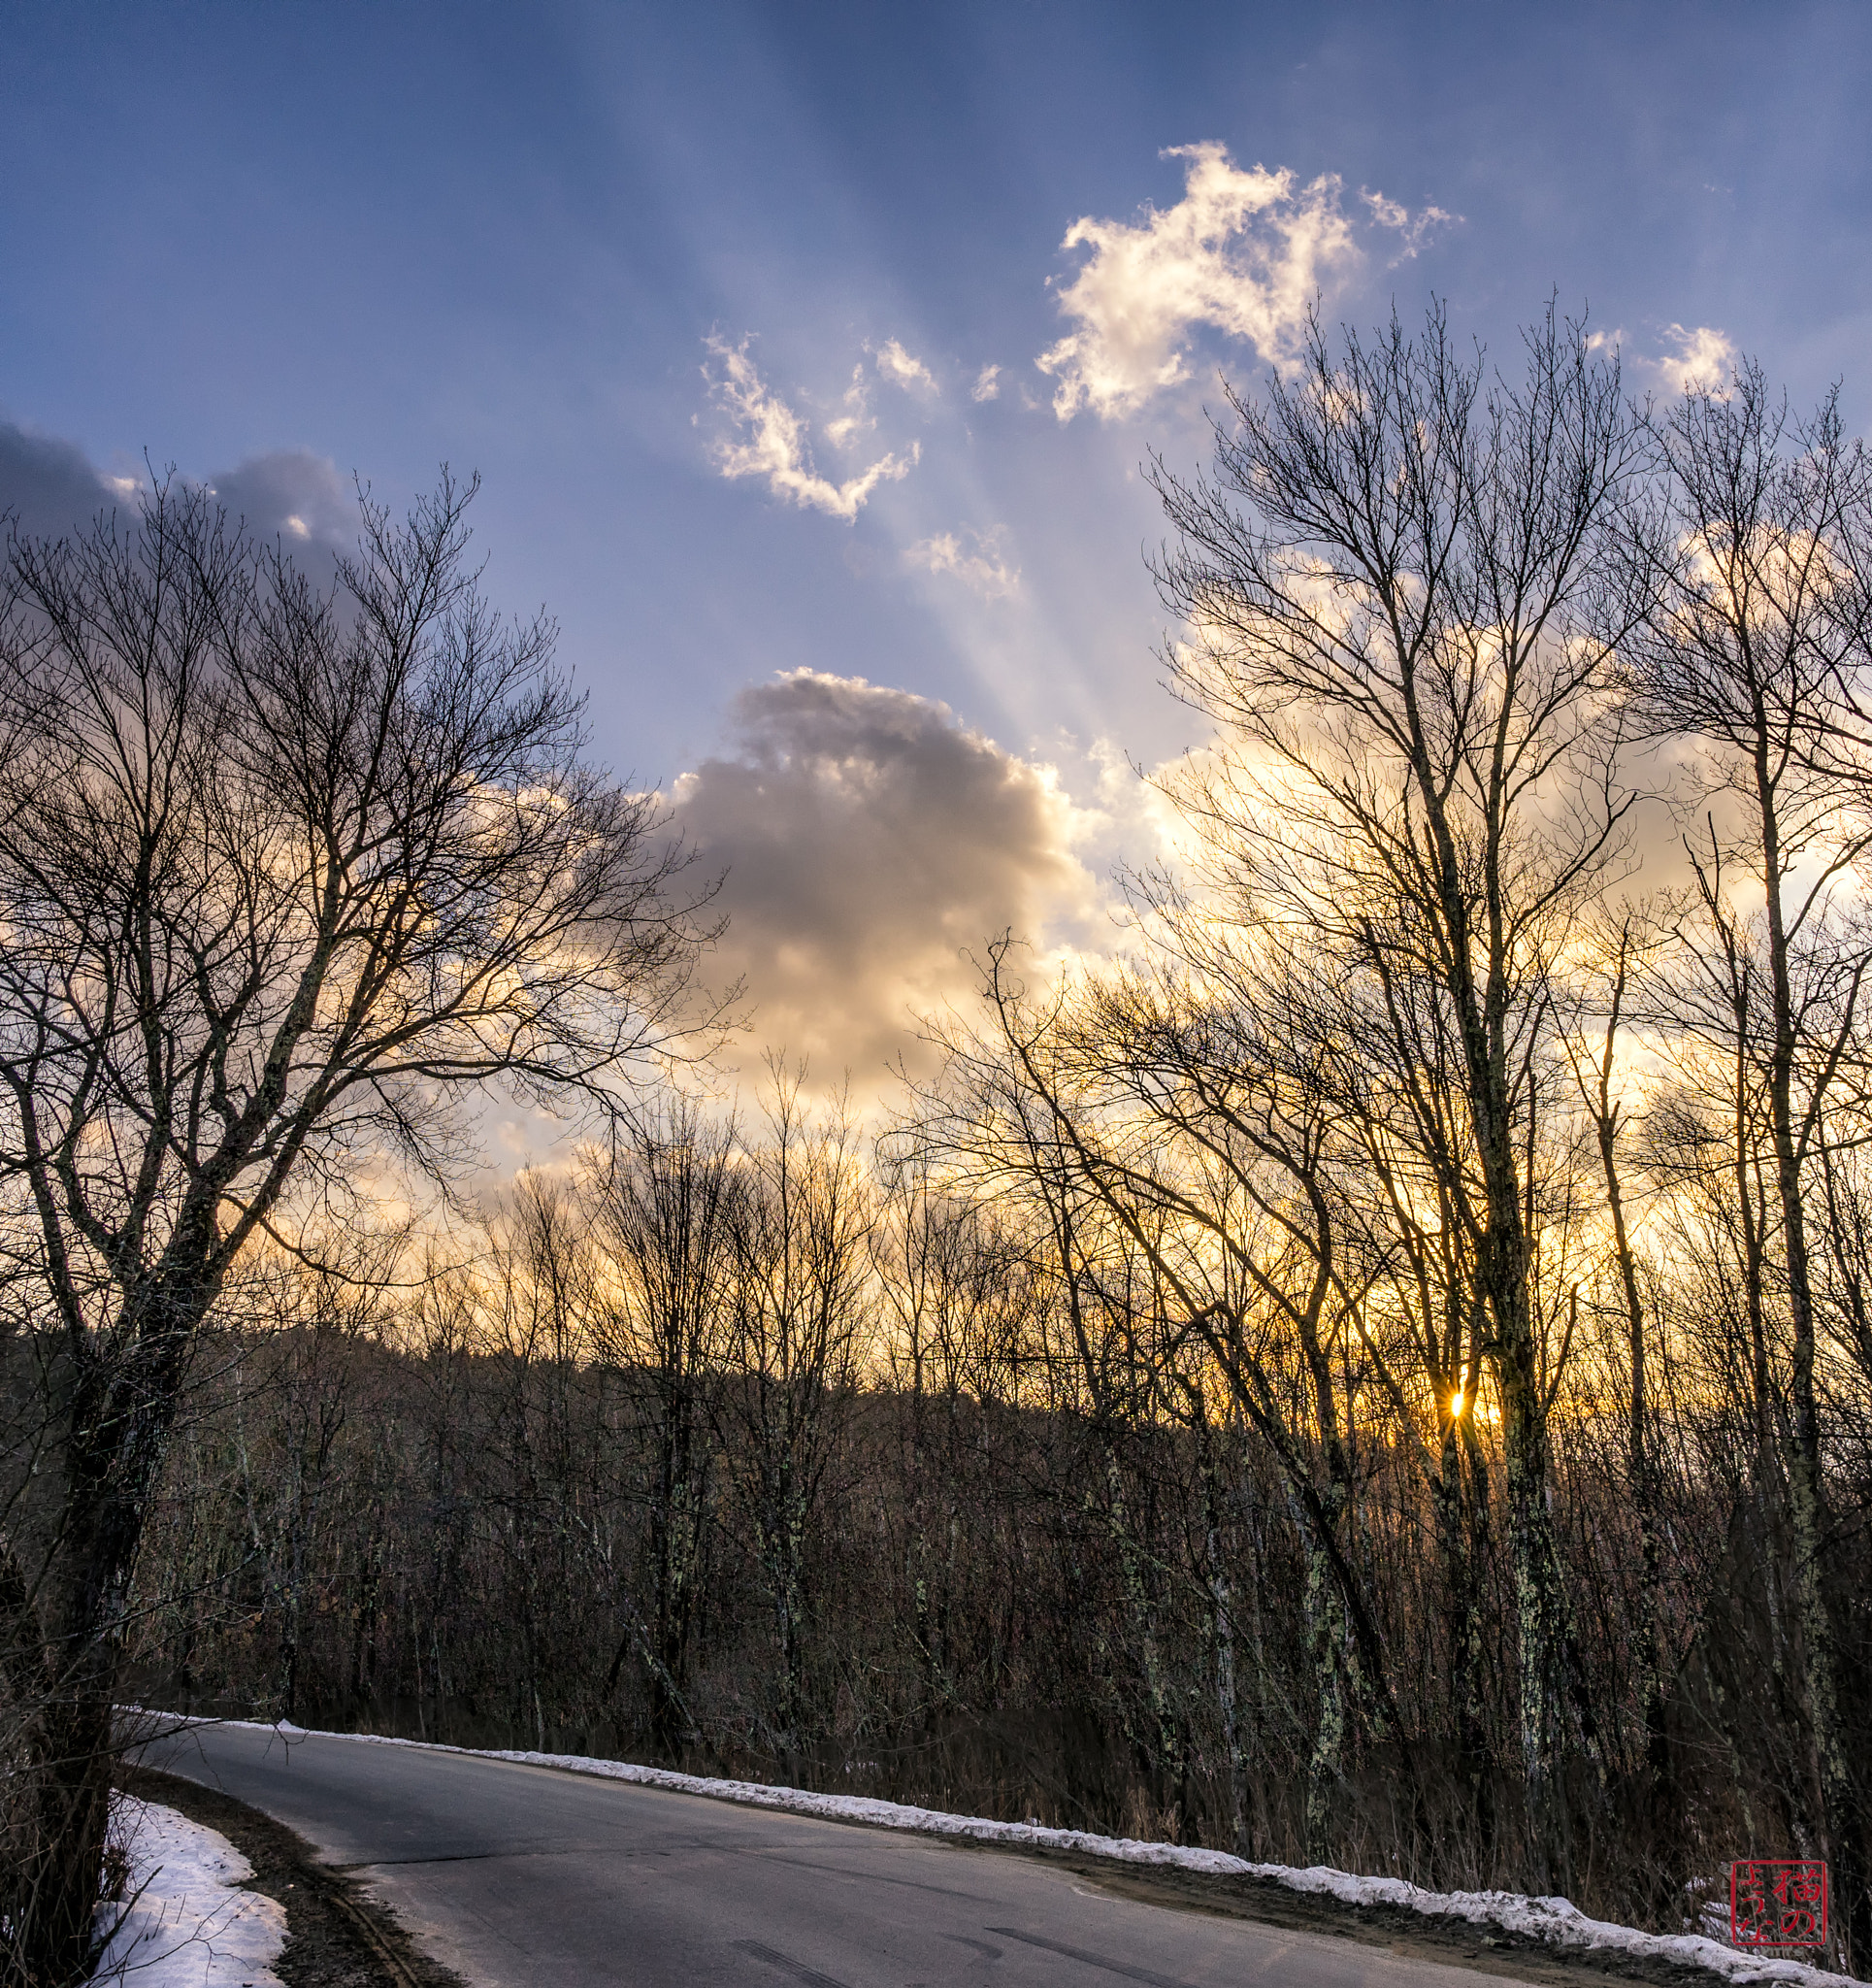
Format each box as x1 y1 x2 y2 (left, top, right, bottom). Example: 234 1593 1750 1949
1145 302 1648 1881
1625 367 1872 1965
590 1098 739 1755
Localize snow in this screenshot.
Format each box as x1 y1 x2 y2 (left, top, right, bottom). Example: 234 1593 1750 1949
90 1796 286 1988
147 1712 1858 1988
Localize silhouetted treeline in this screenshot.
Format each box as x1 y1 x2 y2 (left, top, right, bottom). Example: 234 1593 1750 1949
105 1078 1869 1947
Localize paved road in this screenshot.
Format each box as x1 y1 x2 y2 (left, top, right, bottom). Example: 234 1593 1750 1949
140 1723 1510 1988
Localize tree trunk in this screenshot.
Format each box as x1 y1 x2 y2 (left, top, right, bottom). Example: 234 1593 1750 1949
1494 1289 1572 1891
1192 1406 1247 1854
1100 1440 1183 1822
30 1323 194 1982
649 1385 703 1758
1432 1432 1494 1881
1298 1485 1349 1862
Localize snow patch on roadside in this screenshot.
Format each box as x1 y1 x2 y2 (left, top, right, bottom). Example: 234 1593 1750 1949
91 1795 286 1987
162 1716 1853 1988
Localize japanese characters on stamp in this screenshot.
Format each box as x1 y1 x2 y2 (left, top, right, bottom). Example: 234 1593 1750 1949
1731 1861 1827 1948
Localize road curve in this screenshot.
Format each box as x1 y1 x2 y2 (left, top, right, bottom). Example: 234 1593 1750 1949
139 1723 1514 1988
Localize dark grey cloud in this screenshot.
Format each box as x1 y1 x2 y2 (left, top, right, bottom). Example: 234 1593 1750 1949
673 672 1102 1084
206 449 353 552
2 419 352 571
0 421 115 540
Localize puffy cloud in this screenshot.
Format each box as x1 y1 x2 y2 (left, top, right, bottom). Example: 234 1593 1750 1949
672 672 1102 1083
207 449 353 548
970 363 1002 403
2 422 354 577
1655 322 1737 394
1589 322 1739 399
873 338 937 395
1036 143 1454 421
705 336 916 521
904 527 1020 600
0 420 114 538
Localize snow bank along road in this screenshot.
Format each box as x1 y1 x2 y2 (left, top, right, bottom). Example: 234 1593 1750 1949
95 1796 287 1987
137 1722 1536 1988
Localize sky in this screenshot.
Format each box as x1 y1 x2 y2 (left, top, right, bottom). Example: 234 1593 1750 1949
5 0 1872 1113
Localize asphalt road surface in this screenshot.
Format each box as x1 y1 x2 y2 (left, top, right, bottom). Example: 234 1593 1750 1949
140 1723 1518 1988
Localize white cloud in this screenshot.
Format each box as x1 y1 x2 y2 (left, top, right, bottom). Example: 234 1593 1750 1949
1361 187 1458 258
823 362 874 449
705 336 917 522
1656 322 1737 394
904 527 1020 601
970 363 1002 403
874 338 937 395
1589 322 1739 398
1036 143 1455 421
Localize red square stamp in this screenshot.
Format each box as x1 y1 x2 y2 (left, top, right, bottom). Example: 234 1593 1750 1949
1731 1861 1827 1948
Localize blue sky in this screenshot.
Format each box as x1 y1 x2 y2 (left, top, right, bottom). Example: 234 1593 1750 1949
6 0 1872 1091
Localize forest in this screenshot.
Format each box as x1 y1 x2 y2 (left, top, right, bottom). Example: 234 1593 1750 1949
4 305 1871 1981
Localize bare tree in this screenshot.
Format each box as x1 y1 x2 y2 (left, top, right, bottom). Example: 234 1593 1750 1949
912 940 1417 1854
589 1096 739 1756
1624 368 1872 1965
715 1066 872 1760
0 470 708 1982
1558 921 1670 1824
1145 302 1647 1882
